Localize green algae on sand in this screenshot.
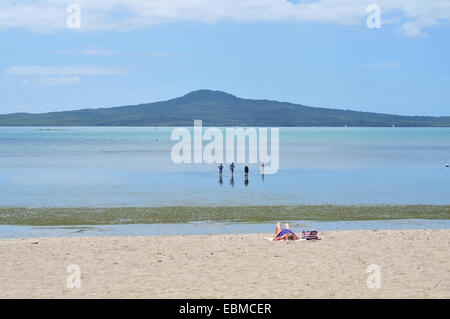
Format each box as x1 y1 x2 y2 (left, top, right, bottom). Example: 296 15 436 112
0 205 449 226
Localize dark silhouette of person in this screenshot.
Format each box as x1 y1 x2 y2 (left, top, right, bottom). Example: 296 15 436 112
230 176 235 188
219 176 223 186
218 163 223 178
244 165 249 186
230 162 235 177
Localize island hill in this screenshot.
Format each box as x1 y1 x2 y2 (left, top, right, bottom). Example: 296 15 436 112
1 89 449 127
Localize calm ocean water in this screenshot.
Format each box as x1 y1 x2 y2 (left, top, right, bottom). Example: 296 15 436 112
0 127 449 207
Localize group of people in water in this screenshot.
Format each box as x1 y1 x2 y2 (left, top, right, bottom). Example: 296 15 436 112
216 163 311 241
217 162 265 187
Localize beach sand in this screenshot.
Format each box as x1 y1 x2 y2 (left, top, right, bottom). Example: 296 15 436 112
0 229 449 298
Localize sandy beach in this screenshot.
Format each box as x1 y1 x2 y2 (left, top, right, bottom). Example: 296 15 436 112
0 229 449 299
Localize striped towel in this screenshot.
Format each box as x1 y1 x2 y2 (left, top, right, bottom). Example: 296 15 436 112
302 230 320 240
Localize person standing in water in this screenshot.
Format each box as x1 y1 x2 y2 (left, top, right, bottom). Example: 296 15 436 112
244 165 249 186
218 163 223 177
261 162 265 182
218 163 224 185
230 162 235 177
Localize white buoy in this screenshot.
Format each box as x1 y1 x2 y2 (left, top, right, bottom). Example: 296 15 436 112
446 163 449 168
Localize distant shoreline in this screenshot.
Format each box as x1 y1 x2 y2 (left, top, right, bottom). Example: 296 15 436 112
1 90 449 127
2 125 450 128
1 205 449 226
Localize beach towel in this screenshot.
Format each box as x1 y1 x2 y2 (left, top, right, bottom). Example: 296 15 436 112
265 237 305 241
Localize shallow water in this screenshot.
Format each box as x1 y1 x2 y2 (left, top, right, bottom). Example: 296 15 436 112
0 219 449 239
0 127 449 207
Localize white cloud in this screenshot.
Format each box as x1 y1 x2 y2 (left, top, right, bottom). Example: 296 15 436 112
54 48 120 56
37 76 81 86
397 22 428 37
5 65 126 76
54 48 176 57
5 65 126 87
359 61 399 69
396 17 439 37
0 0 449 37
151 50 176 57
13 104 28 112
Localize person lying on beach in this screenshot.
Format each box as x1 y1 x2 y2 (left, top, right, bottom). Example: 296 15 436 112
273 222 300 241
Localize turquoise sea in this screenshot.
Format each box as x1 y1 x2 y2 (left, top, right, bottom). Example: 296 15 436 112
0 127 449 207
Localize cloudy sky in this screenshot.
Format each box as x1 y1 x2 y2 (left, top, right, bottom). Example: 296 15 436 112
0 0 449 116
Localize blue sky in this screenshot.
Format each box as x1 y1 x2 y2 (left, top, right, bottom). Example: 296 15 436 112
0 0 449 116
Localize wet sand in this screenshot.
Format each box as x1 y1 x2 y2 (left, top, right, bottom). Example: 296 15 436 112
0 229 449 298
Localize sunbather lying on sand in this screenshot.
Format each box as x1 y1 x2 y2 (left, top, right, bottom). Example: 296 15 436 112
273 222 300 241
